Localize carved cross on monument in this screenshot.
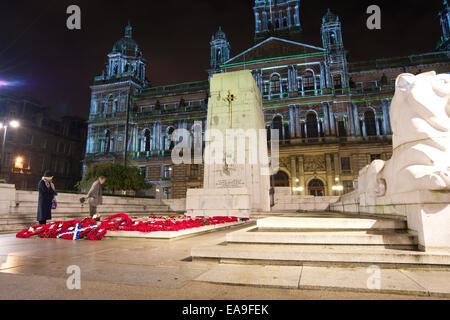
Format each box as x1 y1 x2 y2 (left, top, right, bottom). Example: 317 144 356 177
223 89 236 128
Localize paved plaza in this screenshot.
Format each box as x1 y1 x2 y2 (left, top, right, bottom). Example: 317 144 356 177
0 223 448 300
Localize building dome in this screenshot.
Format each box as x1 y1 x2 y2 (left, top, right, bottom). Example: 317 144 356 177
322 8 339 24
112 23 140 55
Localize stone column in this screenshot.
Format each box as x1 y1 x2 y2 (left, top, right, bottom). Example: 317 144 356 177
326 154 333 196
295 107 301 137
386 100 393 134
289 106 296 138
376 117 381 136
287 7 292 27
382 100 388 135
328 103 336 136
290 156 297 191
347 103 355 136
333 153 341 182
288 67 293 92
298 155 305 194
362 118 367 137
353 103 360 137
322 103 330 136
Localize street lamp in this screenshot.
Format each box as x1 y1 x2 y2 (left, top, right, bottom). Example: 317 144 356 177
0 120 20 176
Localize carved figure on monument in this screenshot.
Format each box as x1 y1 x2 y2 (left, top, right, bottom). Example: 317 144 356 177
359 71 450 197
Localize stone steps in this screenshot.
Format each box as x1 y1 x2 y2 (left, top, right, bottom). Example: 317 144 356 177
226 228 417 246
256 216 407 230
191 244 450 267
190 215 450 267
9 204 170 214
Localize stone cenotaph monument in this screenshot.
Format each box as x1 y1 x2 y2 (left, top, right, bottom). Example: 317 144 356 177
186 70 271 217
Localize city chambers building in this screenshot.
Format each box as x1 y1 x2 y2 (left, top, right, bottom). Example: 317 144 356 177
84 0 450 199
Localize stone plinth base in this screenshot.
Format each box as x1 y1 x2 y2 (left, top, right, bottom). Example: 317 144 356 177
331 190 450 253
186 188 251 218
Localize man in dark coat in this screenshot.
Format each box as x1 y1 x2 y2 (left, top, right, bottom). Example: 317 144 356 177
85 176 106 219
37 171 56 225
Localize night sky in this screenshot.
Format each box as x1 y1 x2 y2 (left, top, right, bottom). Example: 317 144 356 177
0 0 445 119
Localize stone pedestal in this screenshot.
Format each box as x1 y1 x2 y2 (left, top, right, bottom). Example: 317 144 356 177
186 70 271 217
388 191 450 253
186 188 251 217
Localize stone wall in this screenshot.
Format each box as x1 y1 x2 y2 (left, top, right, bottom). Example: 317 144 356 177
273 187 340 212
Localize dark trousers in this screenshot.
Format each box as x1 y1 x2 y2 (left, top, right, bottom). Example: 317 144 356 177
39 220 46 225
89 204 97 217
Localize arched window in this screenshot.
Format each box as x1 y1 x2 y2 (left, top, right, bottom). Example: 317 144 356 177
273 171 290 187
308 179 325 197
270 74 281 96
216 49 222 62
306 112 319 138
144 129 151 152
330 32 337 44
302 70 315 95
104 130 111 153
364 110 377 136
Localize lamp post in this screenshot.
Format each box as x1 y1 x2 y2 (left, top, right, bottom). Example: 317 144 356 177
0 120 20 177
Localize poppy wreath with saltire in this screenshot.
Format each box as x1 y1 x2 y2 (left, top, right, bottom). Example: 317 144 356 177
40 220 80 239
16 224 50 238
57 223 98 240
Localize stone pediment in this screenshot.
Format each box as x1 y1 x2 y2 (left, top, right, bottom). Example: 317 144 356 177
224 37 325 66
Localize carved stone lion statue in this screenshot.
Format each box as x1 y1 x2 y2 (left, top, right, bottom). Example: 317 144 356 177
358 71 450 200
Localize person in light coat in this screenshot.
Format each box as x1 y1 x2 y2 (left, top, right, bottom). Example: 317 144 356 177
85 176 106 220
